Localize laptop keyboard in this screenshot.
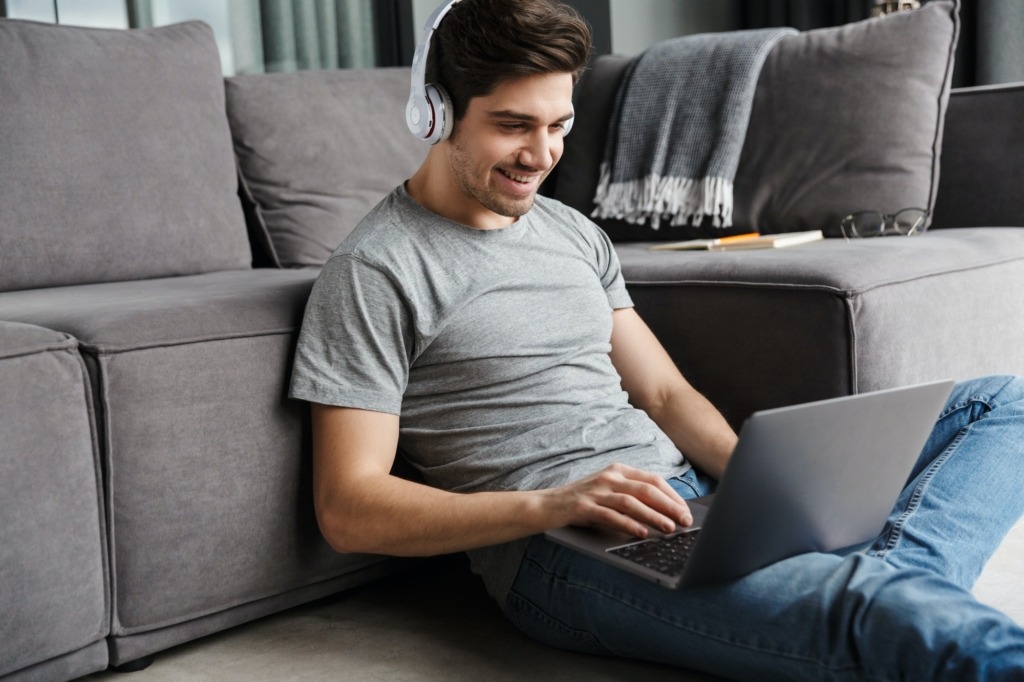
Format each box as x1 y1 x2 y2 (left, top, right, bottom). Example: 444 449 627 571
608 530 701 577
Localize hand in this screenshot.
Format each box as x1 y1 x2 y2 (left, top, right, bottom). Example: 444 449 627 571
543 463 692 538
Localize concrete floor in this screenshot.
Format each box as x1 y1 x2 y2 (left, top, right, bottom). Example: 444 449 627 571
84 523 1024 682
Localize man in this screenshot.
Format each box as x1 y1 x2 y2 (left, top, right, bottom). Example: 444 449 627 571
289 0 1024 678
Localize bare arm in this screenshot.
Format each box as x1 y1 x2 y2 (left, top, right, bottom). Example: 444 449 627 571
608 307 737 480
311 404 692 556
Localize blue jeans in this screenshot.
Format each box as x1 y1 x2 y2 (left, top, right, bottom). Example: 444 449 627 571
505 376 1024 680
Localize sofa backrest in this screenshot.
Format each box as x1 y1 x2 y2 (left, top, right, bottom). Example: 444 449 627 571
931 82 1024 229
0 19 251 292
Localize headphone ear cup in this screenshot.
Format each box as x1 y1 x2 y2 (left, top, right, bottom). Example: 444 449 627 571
425 83 454 144
562 112 574 137
406 94 430 140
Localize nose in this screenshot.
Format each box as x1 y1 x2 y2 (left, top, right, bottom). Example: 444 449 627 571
518 128 561 172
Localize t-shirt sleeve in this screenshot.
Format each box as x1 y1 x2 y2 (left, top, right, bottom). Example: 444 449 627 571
589 220 633 310
288 254 412 415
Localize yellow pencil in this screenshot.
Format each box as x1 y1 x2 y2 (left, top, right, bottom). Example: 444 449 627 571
717 232 760 243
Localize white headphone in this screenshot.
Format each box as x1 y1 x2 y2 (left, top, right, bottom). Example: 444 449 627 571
406 0 575 144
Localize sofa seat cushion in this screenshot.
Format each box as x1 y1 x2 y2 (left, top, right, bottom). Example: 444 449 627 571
616 228 1024 425
0 19 251 292
0 322 109 680
0 270 316 352
0 271 391 657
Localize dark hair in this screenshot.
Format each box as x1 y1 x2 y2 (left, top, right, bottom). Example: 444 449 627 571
426 0 592 121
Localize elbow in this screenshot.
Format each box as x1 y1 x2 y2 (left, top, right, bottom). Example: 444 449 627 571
635 383 679 422
314 492 364 554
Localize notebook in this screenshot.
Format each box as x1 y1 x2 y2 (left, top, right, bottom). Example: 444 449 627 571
545 380 954 589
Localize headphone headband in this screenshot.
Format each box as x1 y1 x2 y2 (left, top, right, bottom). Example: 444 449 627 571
406 0 460 144
406 0 575 144
408 0 458 102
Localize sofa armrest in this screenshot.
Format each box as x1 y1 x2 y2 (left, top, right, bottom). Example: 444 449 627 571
931 82 1024 229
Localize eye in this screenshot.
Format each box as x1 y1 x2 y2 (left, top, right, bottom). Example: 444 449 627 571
499 122 527 132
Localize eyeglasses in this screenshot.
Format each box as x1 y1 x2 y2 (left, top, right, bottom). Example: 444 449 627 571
839 208 929 240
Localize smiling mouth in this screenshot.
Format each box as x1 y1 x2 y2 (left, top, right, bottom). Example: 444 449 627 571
498 168 536 184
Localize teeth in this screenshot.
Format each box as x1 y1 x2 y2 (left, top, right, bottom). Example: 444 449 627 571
502 169 531 183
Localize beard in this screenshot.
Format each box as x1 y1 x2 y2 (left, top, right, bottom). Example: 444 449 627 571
448 134 542 220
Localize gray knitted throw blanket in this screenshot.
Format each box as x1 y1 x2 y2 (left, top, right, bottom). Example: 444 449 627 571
592 28 795 229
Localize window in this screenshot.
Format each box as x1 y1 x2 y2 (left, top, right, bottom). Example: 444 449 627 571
4 0 127 27
1 0 410 75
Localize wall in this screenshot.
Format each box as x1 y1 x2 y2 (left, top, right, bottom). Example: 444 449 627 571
609 0 736 55
412 0 440 34
411 0 739 57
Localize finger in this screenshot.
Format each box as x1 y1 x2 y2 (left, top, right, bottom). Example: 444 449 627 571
569 465 691 532
611 478 692 529
577 486 675 537
598 491 684 535
610 464 689 507
584 501 652 538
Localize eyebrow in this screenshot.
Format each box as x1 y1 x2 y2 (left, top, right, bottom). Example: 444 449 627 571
487 109 574 124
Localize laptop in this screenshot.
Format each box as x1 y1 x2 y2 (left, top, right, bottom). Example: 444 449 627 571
545 380 954 589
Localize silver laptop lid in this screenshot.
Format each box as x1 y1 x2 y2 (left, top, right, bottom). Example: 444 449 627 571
679 379 954 586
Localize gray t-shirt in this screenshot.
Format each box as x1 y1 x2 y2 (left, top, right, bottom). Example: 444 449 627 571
289 185 690 604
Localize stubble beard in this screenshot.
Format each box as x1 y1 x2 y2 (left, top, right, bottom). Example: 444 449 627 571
449 135 539 220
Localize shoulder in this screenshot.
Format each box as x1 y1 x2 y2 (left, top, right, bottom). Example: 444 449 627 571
319 186 446 287
307 188 419 304
532 194 592 232
333 187 419 263
531 195 617 256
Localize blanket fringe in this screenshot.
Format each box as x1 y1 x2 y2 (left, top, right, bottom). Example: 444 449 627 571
591 162 734 230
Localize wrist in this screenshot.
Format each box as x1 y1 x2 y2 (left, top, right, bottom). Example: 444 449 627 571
521 487 563 533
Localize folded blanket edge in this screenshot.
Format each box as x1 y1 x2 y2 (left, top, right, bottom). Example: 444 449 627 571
592 163 734 230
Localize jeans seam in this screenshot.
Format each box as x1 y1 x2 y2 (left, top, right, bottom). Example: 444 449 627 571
872 385 999 561
939 396 993 421
871 426 968 560
507 577 615 656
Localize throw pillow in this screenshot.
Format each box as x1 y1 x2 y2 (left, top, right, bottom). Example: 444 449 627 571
734 0 959 236
226 69 428 268
554 0 959 241
0 20 251 292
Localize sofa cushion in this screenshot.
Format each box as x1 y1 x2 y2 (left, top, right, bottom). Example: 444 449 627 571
0 322 109 680
555 1 959 241
733 0 959 236
0 269 317 351
0 19 251 292
0 271 398 661
616 227 1024 426
227 69 428 268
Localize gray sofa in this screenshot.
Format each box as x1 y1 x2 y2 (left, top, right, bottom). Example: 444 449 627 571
554 1 1024 426
1 4 1022 682
0 19 403 682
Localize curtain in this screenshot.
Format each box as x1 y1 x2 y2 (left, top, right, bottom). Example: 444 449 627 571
735 0 1024 87
957 0 1024 86
735 0 868 31
123 0 379 75
261 0 377 72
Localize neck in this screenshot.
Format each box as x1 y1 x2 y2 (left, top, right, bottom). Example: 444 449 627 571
406 148 517 230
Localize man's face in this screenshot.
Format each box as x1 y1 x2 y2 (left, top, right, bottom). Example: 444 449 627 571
445 72 575 229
